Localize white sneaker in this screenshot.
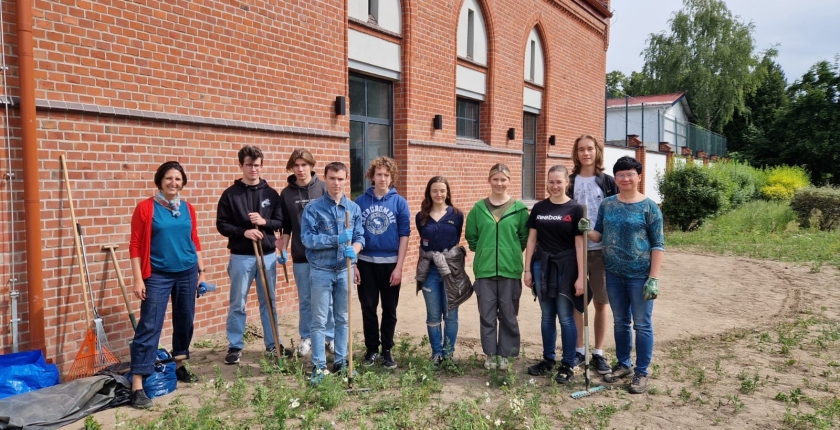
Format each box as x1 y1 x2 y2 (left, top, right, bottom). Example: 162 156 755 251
484 355 498 370
297 338 311 356
327 339 335 354
499 357 509 371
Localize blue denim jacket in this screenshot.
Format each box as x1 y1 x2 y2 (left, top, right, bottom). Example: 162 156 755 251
301 193 365 271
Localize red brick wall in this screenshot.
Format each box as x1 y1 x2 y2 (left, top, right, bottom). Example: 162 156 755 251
0 0 608 372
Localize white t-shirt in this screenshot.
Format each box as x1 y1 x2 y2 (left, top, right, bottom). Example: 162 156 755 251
573 175 605 250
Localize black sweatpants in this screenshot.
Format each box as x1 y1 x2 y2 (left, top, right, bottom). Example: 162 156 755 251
357 260 401 353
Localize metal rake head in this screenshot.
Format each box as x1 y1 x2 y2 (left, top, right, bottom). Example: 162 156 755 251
570 385 606 399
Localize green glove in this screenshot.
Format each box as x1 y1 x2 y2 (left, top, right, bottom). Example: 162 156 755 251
643 277 659 301
578 217 592 233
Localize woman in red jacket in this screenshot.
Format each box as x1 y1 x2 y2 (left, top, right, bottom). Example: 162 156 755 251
128 161 206 409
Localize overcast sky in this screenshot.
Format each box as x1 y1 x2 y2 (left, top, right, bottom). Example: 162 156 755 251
607 0 840 83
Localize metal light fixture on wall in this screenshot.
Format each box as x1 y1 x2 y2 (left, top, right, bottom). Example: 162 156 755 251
433 115 443 130
334 96 346 115
548 135 556 146
507 128 515 140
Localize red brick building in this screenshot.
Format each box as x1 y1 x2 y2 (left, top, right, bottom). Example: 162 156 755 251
0 0 610 371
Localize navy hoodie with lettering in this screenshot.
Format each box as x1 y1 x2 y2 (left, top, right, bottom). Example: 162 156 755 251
355 187 411 263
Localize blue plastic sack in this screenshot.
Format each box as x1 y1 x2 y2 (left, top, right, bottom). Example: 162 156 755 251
0 350 60 400
125 349 177 399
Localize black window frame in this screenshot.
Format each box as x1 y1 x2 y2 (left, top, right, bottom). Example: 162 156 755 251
456 97 481 139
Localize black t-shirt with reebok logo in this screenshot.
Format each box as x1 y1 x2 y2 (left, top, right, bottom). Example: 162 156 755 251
526 199 584 254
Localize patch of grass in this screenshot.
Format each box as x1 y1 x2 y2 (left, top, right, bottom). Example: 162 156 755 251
667 200 840 268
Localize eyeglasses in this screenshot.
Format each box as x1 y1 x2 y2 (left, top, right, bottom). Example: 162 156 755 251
615 172 638 179
244 163 262 170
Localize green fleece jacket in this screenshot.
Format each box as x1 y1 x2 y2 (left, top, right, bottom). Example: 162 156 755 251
465 199 529 279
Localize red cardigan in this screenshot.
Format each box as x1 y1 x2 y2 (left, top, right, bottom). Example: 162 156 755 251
129 198 202 279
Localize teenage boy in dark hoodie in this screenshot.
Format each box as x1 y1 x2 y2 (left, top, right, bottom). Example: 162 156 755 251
276 148 333 357
217 145 291 365
354 157 411 369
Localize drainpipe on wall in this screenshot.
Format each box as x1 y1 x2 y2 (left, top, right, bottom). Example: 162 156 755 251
16 0 46 355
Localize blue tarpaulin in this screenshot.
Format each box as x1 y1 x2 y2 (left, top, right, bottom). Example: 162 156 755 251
0 350 60 400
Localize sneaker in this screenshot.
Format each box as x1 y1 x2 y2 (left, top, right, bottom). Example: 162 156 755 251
175 365 197 383
527 359 556 376
629 373 648 394
498 357 509 371
332 361 345 374
592 354 611 375
381 350 397 369
603 364 634 383
130 389 153 409
265 345 294 358
553 362 575 385
484 355 498 370
297 338 311 356
225 348 242 365
327 339 335 354
310 368 327 385
573 352 585 368
363 350 379 367
432 354 444 367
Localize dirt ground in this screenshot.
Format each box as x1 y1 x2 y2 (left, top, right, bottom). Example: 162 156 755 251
69 250 840 429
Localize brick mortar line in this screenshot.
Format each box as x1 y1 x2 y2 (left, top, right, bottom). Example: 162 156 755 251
8 97 349 139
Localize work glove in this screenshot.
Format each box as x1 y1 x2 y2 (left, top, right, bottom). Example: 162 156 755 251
278 250 288 264
578 217 592 233
343 245 357 261
643 277 659 301
337 228 353 244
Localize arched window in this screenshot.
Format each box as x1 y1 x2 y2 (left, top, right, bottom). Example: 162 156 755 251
349 0 401 34
524 28 544 85
455 0 489 139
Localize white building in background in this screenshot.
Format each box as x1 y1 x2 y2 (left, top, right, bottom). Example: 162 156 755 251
606 93 694 150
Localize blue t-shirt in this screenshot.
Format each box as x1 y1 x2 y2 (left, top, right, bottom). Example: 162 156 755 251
150 202 198 273
594 196 664 279
415 206 463 252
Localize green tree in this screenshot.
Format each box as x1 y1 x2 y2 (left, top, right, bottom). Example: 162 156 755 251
723 48 788 159
774 59 840 185
641 0 758 133
606 70 628 97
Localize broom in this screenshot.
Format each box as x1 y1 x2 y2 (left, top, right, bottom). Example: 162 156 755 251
571 203 606 399
61 155 119 381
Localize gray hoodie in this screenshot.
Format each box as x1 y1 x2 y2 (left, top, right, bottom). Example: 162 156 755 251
279 172 327 263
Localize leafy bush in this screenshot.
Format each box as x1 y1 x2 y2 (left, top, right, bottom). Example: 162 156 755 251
707 161 762 210
791 187 840 231
658 163 726 231
761 166 810 200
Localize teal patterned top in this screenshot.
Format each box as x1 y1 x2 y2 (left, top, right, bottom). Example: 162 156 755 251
594 196 665 279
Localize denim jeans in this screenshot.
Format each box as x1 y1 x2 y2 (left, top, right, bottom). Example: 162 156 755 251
421 266 459 358
605 272 654 375
309 266 349 370
130 266 197 375
294 262 334 342
226 253 279 350
533 261 578 366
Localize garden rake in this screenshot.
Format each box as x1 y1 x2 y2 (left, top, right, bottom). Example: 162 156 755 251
571 203 606 399
61 155 119 381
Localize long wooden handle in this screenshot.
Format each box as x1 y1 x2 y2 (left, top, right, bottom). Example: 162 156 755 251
107 246 137 331
582 204 589 329
253 239 281 363
345 210 354 385
60 155 93 328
